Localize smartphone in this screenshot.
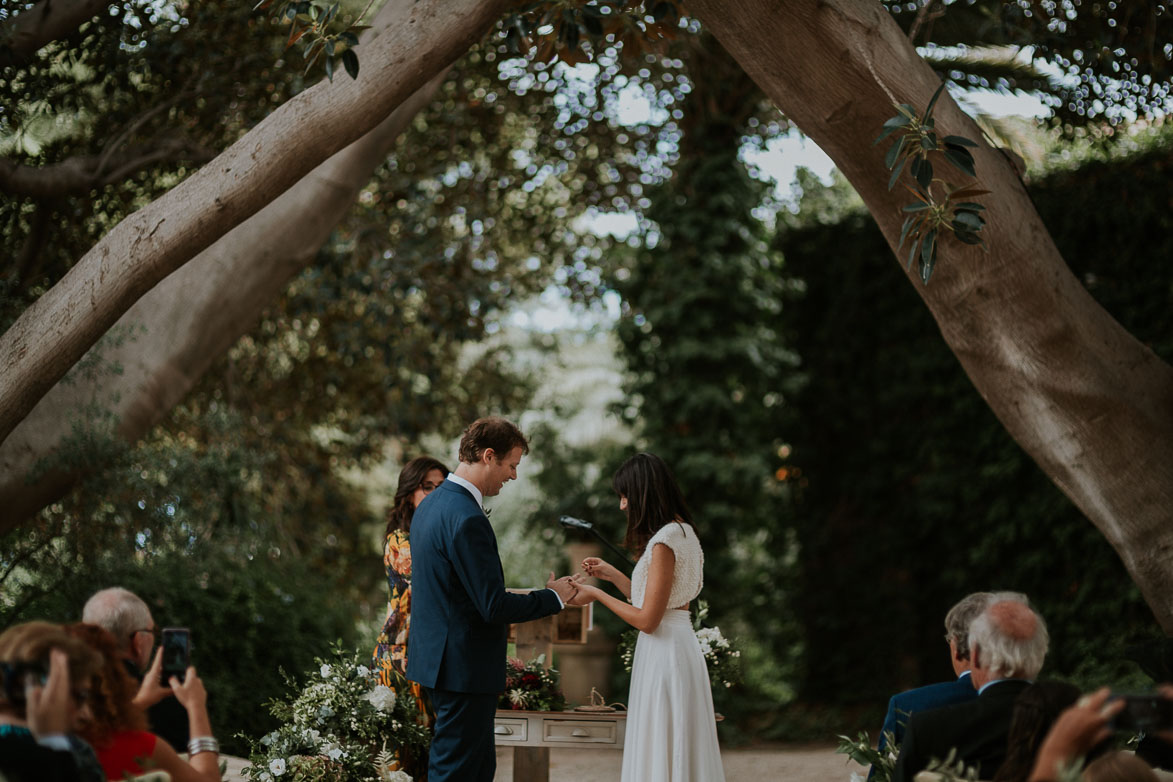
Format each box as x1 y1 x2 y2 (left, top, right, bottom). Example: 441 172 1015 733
1111 693 1173 732
159 627 191 686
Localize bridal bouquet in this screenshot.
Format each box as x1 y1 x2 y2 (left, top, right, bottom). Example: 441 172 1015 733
242 644 430 782
497 655 568 712
618 600 743 691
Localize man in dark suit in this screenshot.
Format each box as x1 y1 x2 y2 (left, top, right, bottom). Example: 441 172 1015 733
406 417 580 782
871 592 996 777
892 594 1048 782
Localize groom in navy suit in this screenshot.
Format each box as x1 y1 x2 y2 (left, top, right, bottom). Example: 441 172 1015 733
406 417 580 782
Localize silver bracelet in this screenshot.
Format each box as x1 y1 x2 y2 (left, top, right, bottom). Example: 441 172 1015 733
187 736 220 756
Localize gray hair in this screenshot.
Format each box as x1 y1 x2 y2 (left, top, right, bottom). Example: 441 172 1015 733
968 591 1048 679
944 592 995 660
81 587 151 652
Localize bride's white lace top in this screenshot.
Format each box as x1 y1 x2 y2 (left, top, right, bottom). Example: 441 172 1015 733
631 521 704 609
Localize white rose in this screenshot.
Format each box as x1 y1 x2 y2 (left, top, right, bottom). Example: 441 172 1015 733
357 664 370 677
364 683 397 712
320 664 333 678
269 758 287 776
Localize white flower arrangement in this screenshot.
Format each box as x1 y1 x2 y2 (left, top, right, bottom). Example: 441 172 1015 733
618 600 742 692
243 645 431 782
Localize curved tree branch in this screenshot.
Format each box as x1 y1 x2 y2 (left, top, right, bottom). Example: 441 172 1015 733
0 0 109 66
0 138 216 198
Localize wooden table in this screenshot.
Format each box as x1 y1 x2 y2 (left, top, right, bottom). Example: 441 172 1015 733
494 708 626 782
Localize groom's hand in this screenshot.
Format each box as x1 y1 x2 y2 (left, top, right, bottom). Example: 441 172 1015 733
546 571 581 604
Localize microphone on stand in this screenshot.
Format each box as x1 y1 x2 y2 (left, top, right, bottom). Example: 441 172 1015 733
558 515 634 574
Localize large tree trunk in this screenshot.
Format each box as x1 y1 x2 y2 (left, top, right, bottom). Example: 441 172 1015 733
0 63 448 531
0 0 510 446
687 0 1173 630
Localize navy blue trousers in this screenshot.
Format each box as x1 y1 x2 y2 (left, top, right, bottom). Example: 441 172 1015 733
426 688 498 782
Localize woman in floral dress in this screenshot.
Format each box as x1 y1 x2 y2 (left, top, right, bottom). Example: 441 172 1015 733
372 456 448 720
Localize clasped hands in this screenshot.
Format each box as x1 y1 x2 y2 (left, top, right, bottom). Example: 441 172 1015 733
547 556 621 607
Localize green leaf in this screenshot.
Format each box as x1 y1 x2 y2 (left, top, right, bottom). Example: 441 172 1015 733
342 48 359 80
954 228 983 245
906 236 920 271
324 54 334 81
899 215 916 247
340 31 358 46
921 228 937 270
888 155 907 190
952 201 986 211
902 202 931 212
884 136 906 169
953 211 984 230
943 135 978 148
920 133 937 151
943 148 976 177
915 158 933 190
923 80 947 122
874 122 904 145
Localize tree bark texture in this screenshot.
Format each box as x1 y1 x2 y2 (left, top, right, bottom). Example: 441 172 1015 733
0 0 109 66
0 0 510 446
686 0 1173 630
0 20 449 530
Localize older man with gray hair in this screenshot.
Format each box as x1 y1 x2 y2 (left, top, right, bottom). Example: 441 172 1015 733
892 592 1048 782
82 587 189 751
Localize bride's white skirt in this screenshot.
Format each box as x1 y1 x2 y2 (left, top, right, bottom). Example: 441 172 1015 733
621 609 726 782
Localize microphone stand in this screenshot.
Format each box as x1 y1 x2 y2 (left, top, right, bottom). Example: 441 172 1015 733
558 515 634 575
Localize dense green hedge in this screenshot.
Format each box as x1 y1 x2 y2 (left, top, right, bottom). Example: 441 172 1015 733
777 132 1173 710
2 546 356 756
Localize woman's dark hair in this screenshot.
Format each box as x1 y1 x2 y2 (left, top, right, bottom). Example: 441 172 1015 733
65 623 147 747
385 456 449 538
993 680 1083 782
612 452 694 556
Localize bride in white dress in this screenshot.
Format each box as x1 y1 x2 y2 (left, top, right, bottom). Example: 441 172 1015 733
573 452 725 782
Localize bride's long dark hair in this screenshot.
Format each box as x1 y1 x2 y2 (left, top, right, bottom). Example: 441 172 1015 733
612 452 695 556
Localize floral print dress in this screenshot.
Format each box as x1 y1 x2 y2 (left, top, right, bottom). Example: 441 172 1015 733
371 529 432 724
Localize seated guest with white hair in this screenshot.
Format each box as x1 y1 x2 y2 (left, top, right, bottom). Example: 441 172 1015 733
892 593 1049 782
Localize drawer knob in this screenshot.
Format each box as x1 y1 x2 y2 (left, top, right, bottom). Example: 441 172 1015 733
494 726 514 735
571 728 589 737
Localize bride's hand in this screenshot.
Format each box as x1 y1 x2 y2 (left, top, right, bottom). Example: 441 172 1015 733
566 584 601 606
581 557 619 583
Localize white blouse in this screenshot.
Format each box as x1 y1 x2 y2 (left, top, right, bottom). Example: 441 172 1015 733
630 521 705 609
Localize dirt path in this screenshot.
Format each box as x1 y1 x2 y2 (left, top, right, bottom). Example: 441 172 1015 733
493 742 859 781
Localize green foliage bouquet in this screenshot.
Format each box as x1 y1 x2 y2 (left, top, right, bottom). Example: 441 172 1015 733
836 730 897 782
242 645 430 782
497 655 568 712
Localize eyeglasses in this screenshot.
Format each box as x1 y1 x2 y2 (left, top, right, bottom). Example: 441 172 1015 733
419 481 440 493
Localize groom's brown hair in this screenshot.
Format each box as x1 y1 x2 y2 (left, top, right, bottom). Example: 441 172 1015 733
458 417 529 465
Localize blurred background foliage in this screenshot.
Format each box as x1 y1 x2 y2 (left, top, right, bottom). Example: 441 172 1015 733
2 0 1172 750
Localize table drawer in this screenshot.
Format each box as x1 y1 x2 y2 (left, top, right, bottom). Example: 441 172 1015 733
493 717 528 742
541 718 618 744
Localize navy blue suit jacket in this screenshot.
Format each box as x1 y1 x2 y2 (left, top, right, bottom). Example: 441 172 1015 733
405 480 562 694
892 678 1031 782
878 672 977 754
